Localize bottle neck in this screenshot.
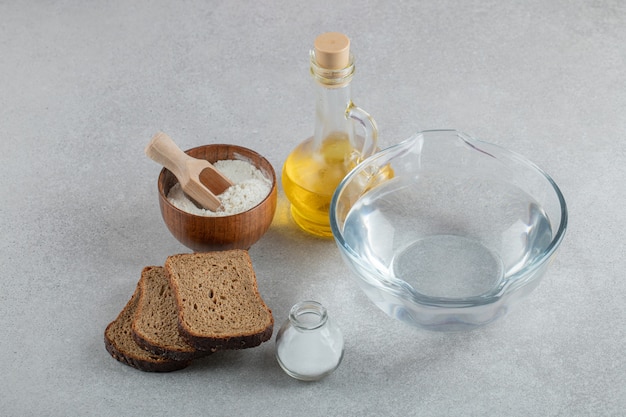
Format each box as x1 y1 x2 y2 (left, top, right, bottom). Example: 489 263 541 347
313 83 354 142
310 51 356 143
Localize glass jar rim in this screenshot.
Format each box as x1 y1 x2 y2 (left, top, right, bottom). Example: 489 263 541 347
289 300 328 330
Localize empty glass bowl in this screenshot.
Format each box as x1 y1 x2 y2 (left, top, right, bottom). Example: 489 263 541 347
330 130 567 331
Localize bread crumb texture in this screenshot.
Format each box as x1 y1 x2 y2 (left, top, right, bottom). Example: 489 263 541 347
132 266 209 360
104 250 273 370
167 251 273 337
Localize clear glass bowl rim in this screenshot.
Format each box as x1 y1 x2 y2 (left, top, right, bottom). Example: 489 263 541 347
329 129 568 307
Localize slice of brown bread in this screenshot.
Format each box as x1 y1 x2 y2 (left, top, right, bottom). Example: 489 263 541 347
132 266 213 361
104 281 190 372
165 250 274 351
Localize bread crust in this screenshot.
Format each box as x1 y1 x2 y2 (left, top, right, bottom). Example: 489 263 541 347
105 250 273 371
131 266 213 361
179 321 274 351
165 250 274 351
104 284 190 372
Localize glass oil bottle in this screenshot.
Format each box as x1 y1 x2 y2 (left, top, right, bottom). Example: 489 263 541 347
282 32 380 237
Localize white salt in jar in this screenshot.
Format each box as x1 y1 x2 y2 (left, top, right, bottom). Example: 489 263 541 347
275 301 344 381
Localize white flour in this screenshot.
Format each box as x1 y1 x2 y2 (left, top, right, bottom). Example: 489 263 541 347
167 159 272 216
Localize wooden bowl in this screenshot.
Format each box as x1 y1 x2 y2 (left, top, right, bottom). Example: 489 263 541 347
157 144 277 252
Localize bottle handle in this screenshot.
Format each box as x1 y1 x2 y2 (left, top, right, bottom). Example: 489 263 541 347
346 101 378 163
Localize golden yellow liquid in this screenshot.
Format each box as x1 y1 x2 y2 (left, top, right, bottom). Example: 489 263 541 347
282 133 357 237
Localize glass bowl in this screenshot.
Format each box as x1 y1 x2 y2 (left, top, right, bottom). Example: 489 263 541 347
330 130 568 331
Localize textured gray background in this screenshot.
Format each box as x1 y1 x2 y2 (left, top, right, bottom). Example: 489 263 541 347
1 1 624 416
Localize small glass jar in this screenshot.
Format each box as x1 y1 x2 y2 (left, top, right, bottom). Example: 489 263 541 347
275 301 344 381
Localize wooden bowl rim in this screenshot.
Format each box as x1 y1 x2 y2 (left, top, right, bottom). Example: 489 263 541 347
157 144 277 219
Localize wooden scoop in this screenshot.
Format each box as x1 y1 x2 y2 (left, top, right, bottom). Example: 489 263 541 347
145 132 234 211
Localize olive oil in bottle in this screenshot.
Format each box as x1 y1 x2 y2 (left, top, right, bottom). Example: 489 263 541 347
282 32 379 237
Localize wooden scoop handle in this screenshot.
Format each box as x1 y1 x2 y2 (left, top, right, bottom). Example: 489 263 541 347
145 132 191 178
145 132 233 211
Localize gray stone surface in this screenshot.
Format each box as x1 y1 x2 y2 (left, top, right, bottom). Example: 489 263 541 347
1 1 624 416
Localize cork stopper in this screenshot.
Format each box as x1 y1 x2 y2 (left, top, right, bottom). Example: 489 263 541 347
313 32 350 70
